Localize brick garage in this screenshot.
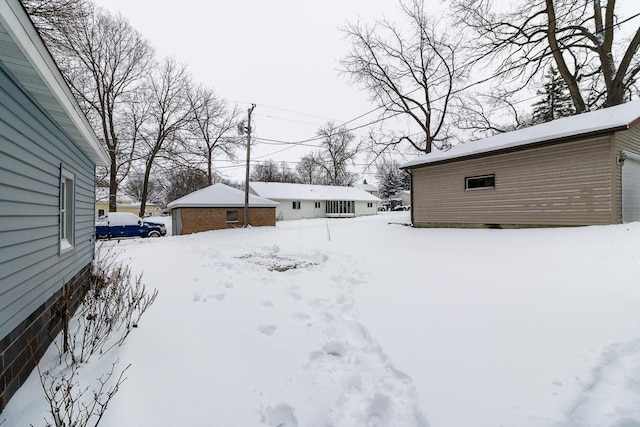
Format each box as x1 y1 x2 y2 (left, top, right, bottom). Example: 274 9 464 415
167 183 279 235
177 207 276 234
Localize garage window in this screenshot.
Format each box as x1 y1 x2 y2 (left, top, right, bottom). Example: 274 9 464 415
465 174 495 190
226 210 239 223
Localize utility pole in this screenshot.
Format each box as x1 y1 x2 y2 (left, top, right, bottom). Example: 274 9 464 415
243 104 256 228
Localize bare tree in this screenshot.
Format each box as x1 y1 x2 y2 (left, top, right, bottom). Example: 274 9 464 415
137 57 194 217
341 0 466 155
36 6 153 212
22 0 91 49
186 85 242 184
250 159 284 182
164 167 210 204
295 154 323 184
312 122 360 186
453 0 640 111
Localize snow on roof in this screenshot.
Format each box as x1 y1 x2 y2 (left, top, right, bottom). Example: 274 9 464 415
353 182 378 192
402 100 640 169
250 182 381 202
95 187 137 204
167 183 279 209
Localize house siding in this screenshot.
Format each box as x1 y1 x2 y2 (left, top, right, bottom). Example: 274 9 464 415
0 64 95 347
410 136 614 226
613 125 640 223
173 207 276 235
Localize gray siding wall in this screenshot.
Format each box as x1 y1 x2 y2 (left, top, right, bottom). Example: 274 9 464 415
613 125 640 222
0 64 95 340
411 136 615 226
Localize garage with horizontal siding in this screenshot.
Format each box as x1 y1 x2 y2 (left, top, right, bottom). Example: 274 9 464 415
403 101 640 227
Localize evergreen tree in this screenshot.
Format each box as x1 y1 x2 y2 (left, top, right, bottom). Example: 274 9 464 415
531 67 575 124
376 159 410 199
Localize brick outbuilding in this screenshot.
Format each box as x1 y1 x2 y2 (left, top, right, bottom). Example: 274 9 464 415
167 183 278 235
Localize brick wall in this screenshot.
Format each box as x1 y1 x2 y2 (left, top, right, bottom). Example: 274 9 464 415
178 207 276 235
0 263 91 413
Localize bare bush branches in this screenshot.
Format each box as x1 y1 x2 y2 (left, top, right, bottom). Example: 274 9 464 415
38 362 130 427
60 242 157 364
36 242 156 426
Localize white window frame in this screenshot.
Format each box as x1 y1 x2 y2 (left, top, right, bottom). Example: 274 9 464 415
292 201 301 210
60 168 75 253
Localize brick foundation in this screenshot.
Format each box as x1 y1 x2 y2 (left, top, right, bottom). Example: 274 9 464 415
177 207 276 235
0 263 91 413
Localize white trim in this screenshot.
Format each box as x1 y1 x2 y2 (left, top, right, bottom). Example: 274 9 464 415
59 167 75 253
622 150 640 162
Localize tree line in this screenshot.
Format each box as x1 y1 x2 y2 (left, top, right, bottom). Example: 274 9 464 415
23 0 640 210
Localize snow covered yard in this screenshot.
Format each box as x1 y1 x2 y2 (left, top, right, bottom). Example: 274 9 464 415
3 212 640 426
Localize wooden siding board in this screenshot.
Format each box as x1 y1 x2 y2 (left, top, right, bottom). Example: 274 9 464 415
0 65 95 340
411 136 614 226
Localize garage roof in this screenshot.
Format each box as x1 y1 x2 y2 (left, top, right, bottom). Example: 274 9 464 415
402 100 640 169
167 183 280 209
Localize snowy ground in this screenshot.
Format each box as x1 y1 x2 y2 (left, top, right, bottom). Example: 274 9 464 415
3 212 640 426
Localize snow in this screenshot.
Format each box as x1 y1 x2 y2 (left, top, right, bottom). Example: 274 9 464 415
3 213 640 426
167 183 279 208
403 99 640 168
250 181 382 201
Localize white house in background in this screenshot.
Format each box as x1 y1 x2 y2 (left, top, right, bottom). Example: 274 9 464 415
396 190 411 206
249 182 381 220
353 180 380 198
95 187 162 219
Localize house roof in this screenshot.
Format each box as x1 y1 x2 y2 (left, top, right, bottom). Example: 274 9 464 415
95 188 136 204
167 183 280 209
402 100 640 169
353 182 378 192
0 0 109 166
250 182 381 202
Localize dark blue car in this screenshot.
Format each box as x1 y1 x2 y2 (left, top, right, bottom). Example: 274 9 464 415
96 212 167 239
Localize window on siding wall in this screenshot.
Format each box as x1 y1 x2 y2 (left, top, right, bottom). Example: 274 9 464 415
226 210 239 223
292 201 301 210
314 201 321 209
367 202 373 208
465 174 495 190
60 168 75 252
325 200 355 214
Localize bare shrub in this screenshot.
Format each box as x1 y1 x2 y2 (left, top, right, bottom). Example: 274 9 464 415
37 362 130 427
60 242 158 364
35 241 156 426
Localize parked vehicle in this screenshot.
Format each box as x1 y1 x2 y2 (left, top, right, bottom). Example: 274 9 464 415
96 212 166 239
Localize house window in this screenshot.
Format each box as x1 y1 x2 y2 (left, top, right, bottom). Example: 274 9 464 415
326 200 355 214
465 174 495 190
98 209 105 218
314 201 321 209
60 168 75 252
292 201 301 210
226 210 239 223
367 202 373 208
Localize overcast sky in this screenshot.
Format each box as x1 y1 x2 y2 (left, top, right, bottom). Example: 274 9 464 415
91 0 639 184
